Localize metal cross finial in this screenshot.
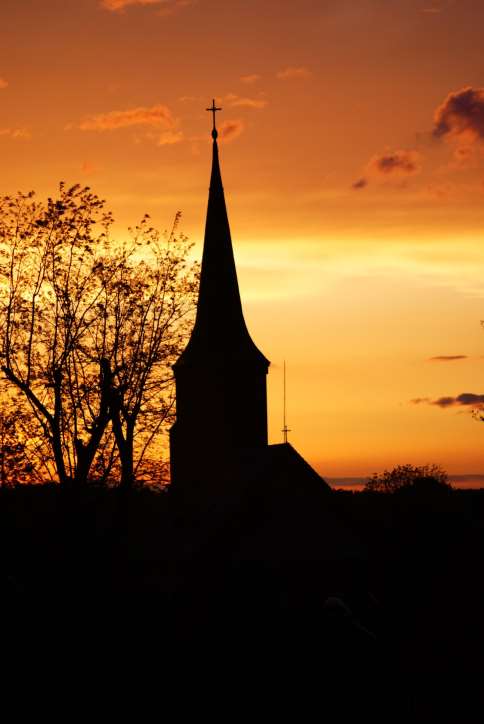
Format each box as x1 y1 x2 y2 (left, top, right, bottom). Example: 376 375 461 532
282 424 291 444
206 98 222 138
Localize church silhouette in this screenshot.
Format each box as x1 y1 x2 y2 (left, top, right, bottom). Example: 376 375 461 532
170 102 329 498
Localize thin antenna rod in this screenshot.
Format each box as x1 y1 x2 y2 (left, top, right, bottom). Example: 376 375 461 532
282 360 291 443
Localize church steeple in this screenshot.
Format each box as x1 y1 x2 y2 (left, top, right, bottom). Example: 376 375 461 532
175 101 268 370
170 101 270 491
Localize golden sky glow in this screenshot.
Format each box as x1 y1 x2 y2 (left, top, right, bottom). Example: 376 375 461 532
3 0 484 479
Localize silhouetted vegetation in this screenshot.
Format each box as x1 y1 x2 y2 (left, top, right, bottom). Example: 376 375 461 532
0 398 35 485
0 184 198 487
364 463 451 494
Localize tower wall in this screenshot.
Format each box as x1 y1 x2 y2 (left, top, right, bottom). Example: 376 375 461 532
170 362 268 489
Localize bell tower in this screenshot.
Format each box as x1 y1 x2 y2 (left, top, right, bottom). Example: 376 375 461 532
170 101 270 491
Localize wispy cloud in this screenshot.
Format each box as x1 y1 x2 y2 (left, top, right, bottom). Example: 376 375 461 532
102 0 169 10
156 0 195 17
411 392 484 408
219 119 245 142
240 74 261 85
369 149 421 176
76 103 175 131
101 0 194 13
0 127 31 140
353 149 421 189
146 129 184 145
0 77 8 89
428 355 468 361
225 93 267 109
178 95 203 103
276 66 312 80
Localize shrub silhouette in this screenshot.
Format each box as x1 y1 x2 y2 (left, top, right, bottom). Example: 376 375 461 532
364 463 451 494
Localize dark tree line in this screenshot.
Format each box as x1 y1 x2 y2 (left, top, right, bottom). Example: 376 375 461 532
0 183 198 488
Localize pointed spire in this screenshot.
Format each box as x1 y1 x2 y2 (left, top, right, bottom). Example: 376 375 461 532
175 102 269 369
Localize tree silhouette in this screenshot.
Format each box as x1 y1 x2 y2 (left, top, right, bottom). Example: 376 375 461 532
89 212 197 488
0 184 197 487
364 463 450 493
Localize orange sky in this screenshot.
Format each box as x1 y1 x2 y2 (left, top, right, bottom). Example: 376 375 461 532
3 0 484 479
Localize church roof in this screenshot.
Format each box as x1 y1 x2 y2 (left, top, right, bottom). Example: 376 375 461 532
168 443 364 563
230 444 364 563
175 120 269 369
238 443 331 493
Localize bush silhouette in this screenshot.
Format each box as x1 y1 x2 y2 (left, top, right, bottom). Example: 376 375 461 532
364 463 451 494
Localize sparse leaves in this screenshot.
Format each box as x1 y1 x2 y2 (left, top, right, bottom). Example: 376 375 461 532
0 184 198 486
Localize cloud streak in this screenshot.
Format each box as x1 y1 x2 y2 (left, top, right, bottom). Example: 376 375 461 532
428 355 468 362
219 119 245 142
146 129 183 145
77 104 175 131
102 0 168 10
102 0 194 13
157 130 183 145
369 149 421 176
352 149 421 189
0 77 8 89
0 127 31 140
412 392 484 408
276 66 311 80
240 74 260 85
225 93 267 109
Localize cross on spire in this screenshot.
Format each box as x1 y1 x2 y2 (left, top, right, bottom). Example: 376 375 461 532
206 98 222 138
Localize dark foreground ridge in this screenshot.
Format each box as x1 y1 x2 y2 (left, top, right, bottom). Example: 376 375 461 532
1 482 483 721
